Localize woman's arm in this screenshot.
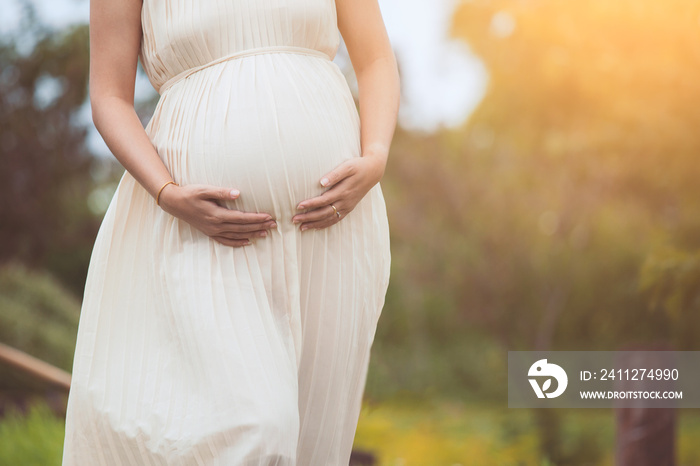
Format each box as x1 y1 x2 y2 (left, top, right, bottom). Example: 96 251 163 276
336 0 401 178
89 0 171 201
291 0 400 230
89 0 276 247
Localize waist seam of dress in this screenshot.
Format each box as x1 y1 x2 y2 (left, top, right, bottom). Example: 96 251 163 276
157 45 333 95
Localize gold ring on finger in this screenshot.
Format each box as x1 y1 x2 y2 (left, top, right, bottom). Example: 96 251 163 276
330 203 341 218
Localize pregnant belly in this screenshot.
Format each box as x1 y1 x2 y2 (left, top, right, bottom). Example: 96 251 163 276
146 54 360 222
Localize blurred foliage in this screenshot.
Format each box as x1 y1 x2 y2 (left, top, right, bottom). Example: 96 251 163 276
355 399 543 466
5 398 700 466
639 247 700 348
369 3 700 461
0 3 120 296
0 401 65 466
354 400 700 466
365 322 508 403
371 0 700 383
0 262 80 392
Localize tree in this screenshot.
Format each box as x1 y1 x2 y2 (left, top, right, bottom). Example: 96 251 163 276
0 5 100 295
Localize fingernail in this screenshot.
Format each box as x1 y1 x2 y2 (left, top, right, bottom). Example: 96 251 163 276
230 189 240 197
292 218 299 223
301 225 308 231
244 241 251 245
320 178 329 186
269 222 277 228
259 231 267 237
265 215 273 220
297 204 305 210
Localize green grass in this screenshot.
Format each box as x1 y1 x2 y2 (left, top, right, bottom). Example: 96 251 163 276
354 398 700 466
2 398 700 465
0 262 80 393
354 398 542 466
0 402 65 466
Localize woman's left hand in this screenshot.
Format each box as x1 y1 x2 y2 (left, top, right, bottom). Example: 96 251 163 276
292 155 386 231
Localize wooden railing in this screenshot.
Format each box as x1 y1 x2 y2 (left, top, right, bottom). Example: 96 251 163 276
0 342 71 392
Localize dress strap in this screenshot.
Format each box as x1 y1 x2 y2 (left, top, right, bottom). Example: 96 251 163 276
158 45 333 95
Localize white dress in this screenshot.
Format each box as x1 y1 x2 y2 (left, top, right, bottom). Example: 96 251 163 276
61 0 391 464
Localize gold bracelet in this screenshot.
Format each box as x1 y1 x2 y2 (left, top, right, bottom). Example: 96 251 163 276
156 180 177 206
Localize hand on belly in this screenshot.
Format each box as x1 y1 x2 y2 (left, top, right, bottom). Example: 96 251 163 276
291 155 385 232
158 183 278 248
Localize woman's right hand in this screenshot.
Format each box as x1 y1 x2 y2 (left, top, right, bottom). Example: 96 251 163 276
158 183 276 247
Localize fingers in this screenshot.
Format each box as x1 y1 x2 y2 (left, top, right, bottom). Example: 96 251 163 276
195 184 274 224
173 184 280 247
220 219 277 233
197 189 275 225
210 228 272 247
293 204 345 231
298 215 339 231
196 205 275 236
210 236 252 247
218 208 275 224
297 162 356 210
296 178 349 211
201 185 241 202
210 227 271 240
318 158 356 189
294 203 338 223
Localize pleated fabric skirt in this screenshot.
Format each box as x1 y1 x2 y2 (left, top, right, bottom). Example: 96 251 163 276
61 50 391 465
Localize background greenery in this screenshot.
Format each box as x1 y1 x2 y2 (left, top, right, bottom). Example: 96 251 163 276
2 0 700 464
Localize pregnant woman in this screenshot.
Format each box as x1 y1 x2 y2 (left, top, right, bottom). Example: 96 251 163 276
61 0 400 464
